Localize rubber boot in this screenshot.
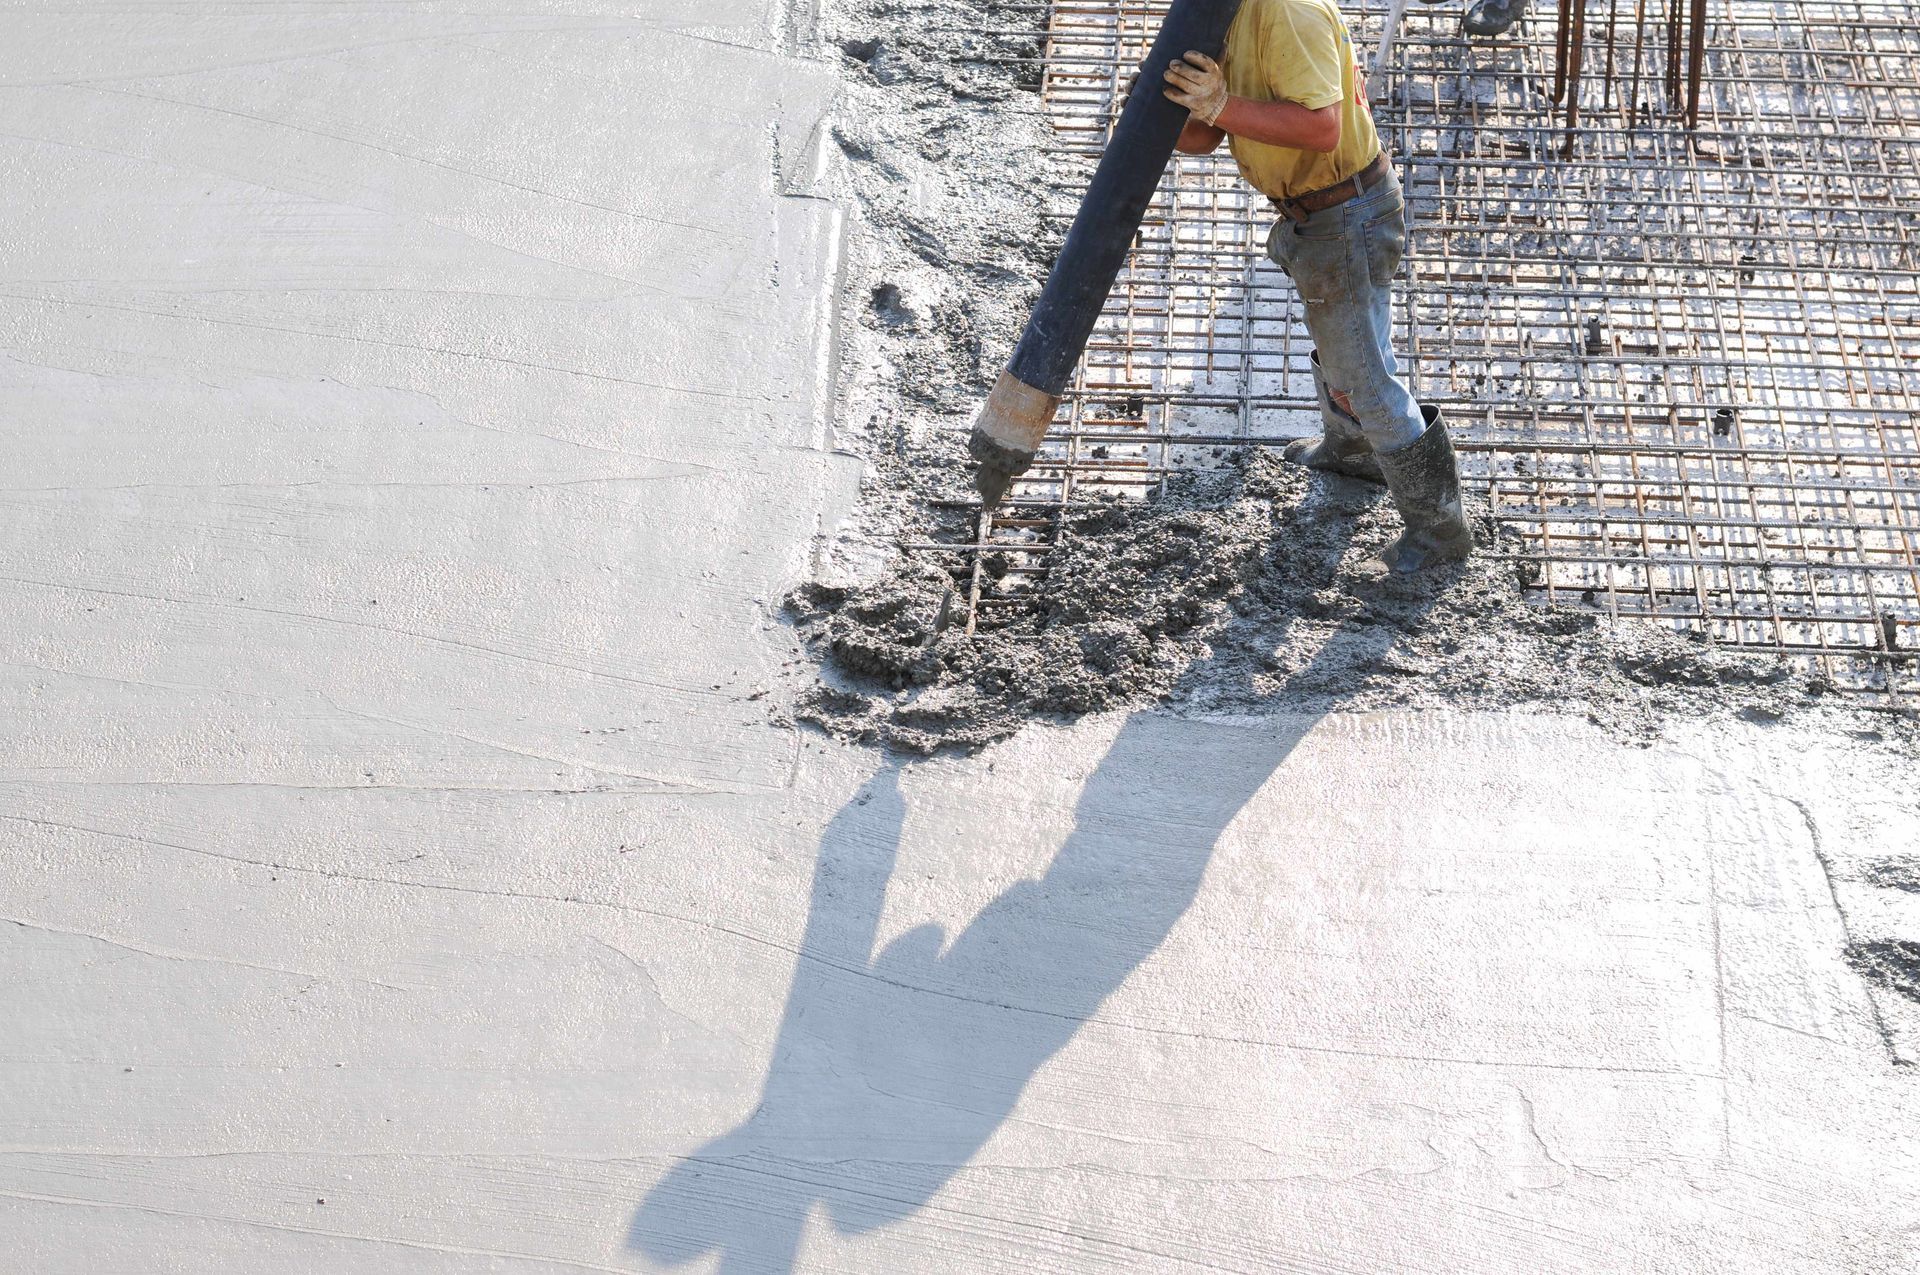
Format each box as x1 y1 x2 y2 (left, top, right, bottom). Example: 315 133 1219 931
1371 406 1473 573
1463 0 1530 37
1283 350 1384 484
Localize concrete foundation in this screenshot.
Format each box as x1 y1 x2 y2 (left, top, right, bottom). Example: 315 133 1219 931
1 4 1915 1273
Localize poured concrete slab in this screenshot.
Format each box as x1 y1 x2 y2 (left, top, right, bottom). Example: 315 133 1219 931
0 5 1916 1275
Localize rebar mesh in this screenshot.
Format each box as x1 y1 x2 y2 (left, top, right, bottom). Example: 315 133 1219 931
942 0 1919 697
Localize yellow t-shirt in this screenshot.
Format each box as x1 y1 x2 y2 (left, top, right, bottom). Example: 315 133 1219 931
1220 0 1379 200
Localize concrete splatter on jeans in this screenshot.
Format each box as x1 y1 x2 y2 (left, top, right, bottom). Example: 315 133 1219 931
1266 168 1426 453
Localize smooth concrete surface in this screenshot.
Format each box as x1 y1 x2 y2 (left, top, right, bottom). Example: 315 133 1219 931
2 5 1917 1274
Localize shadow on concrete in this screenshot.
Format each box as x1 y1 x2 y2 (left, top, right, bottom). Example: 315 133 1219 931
630 542 1440 1273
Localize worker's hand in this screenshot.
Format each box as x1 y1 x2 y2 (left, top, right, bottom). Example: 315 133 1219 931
1163 51 1229 125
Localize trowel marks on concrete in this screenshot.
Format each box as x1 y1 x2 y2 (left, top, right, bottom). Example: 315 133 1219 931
788 453 1886 754
632 718 1299 1267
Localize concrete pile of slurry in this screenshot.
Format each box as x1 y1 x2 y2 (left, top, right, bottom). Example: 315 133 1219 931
788 0 1914 756
786 453 1903 754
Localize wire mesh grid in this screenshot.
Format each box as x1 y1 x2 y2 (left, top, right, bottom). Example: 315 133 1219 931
943 0 1919 698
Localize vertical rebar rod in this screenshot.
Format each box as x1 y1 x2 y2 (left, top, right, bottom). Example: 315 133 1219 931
1627 0 1648 126
1563 0 1588 158
962 508 989 638
1684 0 1709 128
1553 0 1576 103
1603 0 1621 110
1665 0 1683 107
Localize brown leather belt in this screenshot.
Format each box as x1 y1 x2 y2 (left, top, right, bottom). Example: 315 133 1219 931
1272 150 1392 224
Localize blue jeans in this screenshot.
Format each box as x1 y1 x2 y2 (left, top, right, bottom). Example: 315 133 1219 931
1265 167 1428 453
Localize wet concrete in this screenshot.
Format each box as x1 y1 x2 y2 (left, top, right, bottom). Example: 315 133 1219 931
1 3 1918 1274
791 452 1891 754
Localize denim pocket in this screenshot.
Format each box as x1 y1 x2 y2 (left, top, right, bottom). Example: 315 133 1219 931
1362 199 1407 288
1264 218 1291 273
1281 228 1351 307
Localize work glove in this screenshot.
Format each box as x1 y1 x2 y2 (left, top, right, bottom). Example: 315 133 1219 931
1163 51 1229 125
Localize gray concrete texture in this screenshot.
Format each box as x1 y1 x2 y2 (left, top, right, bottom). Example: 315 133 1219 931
1 3 1916 1273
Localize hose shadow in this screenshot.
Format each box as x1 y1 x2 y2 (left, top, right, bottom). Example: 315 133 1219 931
630 524 1444 1273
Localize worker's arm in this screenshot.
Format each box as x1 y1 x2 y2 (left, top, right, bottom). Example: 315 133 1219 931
1164 51 1342 154
1175 118 1226 154
1216 96 1340 152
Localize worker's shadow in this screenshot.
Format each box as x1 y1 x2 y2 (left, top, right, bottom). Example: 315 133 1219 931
630 491 1444 1274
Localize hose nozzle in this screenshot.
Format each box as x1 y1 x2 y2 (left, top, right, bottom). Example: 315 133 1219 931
967 370 1059 509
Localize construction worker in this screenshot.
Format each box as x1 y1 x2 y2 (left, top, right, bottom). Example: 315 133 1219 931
1163 1 1471 573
